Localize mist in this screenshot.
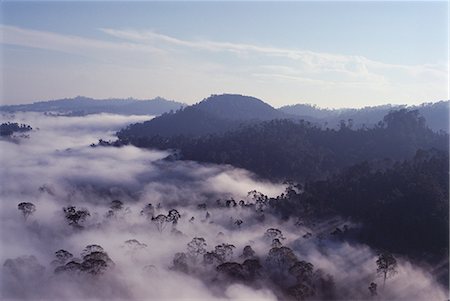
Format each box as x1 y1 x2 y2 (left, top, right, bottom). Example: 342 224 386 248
0 113 447 300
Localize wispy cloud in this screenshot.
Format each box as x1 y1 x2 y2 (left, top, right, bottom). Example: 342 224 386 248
1 25 447 106
99 27 447 84
0 25 164 59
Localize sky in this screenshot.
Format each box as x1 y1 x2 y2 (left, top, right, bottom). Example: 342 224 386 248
0 1 448 108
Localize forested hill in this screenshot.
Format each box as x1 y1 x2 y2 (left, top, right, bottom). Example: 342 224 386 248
0 96 186 116
279 100 449 132
117 108 448 181
118 94 294 137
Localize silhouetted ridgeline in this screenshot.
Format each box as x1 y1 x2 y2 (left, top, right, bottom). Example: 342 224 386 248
279 100 449 133
117 103 448 181
118 94 294 137
0 96 186 116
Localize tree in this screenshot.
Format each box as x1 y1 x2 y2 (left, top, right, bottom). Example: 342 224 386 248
368 282 377 297
187 237 207 263
264 228 285 242
241 245 256 259
17 202 36 220
152 214 167 233
214 243 236 262
376 252 397 287
216 262 245 281
80 245 114 275
167 209 181 225
123 239 147 251
63 206 90 228
242 259 262 280
172 252 188 272
203 251 223 266
289 260 314 283
110 200 123 211
271 238 283 248
51 249 74 266
288 282 315 301
248 190 269 212
106 200 125 218
266 246 298 272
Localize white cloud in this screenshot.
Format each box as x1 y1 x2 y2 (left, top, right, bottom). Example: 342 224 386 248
0 25 164 60
1 25 447 107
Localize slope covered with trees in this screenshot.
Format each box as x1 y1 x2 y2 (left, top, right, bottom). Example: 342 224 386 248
118 94 293 138
279 100 449 132
117 108 448 181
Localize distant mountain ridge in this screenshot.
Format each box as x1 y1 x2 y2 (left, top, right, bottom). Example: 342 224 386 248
0 96 186 116
279 101 449 132
118 94 294 138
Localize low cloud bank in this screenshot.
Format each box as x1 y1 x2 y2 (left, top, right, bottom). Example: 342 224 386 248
0 113 446 300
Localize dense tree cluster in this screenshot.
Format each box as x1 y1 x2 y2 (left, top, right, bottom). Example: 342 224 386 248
53 245 114 275
117 109 448 181
270 149 449 262
0 122 32 136
171 233 335 300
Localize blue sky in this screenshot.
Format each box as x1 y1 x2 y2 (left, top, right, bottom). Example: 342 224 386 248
0 1 448 108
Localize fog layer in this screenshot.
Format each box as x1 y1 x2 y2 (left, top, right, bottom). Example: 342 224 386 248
0 113 446 300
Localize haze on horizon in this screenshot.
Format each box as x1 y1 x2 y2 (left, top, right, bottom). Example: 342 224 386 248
0 1 448 109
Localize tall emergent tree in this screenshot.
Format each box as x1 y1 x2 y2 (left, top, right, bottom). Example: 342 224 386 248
376 252 398 287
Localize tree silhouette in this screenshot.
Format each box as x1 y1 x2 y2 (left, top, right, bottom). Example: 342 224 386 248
213 243 236 263
289 260 314 283
376 252 398 287
241 245 256 259
167 209 181 225
17 202 36 220
187 237 207 263
106 200 124 218
152 214 167 233
368 282 377 296
51 249 74 266
63 206 90 228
